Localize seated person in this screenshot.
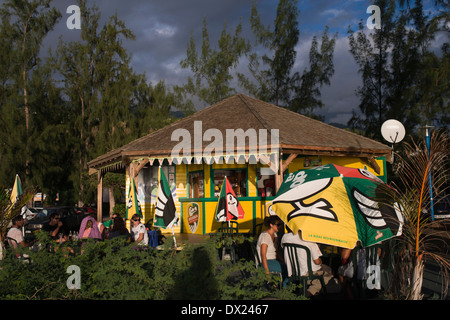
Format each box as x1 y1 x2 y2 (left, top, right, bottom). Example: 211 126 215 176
256 215 288 286
103 212 120 230
78 216 102 240
42 213 66 242
281 227 334 296
130 214 148 246
108 216 131 241
6 215 36 257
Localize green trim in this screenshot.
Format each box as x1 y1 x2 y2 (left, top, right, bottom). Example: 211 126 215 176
252 200 256 232
255 164 259 194
246 162 249 197
202 201 206 234
379 156 387 183
187 169 205 198
178 196 275 203
185 164 189 199
180 198 184 232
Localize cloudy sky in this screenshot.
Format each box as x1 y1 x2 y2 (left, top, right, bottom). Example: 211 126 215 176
4 0 430 125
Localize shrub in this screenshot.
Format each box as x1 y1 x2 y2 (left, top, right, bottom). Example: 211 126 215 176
0 235 301 300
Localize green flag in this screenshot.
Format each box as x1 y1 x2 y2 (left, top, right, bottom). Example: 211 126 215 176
126 178 142 220
154 167 178 229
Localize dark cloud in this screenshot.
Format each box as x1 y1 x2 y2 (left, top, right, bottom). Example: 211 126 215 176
3 0 375 125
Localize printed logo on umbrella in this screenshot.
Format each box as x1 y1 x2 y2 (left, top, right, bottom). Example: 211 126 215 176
271 164 404 248
275 177 398 229
273 178 338 222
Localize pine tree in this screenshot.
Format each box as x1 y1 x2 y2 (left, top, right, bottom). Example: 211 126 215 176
90 13 138 158
131 76 180 138
289 27 336 118
52 0 137 205
347 0 396 140
238 0 299 106
27 62 74 203
0 0 61 187
180 18 250 105
348 0 449 138
238 0 336 116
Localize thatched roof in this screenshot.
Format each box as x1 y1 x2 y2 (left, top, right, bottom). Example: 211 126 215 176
88 93 391 170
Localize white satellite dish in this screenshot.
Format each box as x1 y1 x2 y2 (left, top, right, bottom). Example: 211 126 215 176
381 120 405 144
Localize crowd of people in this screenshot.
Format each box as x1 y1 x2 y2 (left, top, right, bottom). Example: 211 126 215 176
256 215 362 298
5 212 151 256
7 210 367 298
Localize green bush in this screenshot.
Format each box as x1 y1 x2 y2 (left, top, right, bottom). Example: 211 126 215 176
112 204 126 217
0 234 303 300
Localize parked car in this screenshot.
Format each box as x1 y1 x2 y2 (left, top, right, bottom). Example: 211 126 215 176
76 206 96 215
434 196 450 219
422 196 450 220
24 206 88 237
21 206 41 220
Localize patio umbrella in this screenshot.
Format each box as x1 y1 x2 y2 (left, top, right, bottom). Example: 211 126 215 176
270 164 403 249
6 174 23 222
10 174 23 204
215 177 245 223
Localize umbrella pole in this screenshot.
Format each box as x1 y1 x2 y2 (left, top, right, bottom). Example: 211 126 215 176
172 228 177 249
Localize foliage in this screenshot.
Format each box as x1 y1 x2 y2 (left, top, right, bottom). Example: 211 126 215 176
382 130 449 299
242 0 300 106
347 0 449 139
0 0 186 205
289 26 337 118
112 204 126 218
0 234 302 300
238 0 336 118
0 188 33 241
179 18 250 106
0 0 63 196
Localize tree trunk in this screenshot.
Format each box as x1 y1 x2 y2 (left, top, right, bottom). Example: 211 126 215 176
408 255 424 300
78 94 85 207
108 187 115 215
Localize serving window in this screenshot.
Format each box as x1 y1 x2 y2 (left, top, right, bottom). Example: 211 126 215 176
257 167 276 197
189 171 204 198
139 165 176 203
213 169 247 197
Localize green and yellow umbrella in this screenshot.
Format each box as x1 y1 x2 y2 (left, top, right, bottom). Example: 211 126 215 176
270 164 403 249
10 174 23 204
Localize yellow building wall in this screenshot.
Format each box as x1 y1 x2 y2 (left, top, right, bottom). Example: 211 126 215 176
125 155 386 234
124 164 187 233
248 164 257 197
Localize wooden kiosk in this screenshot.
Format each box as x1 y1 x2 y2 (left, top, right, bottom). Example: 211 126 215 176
88 94 392 235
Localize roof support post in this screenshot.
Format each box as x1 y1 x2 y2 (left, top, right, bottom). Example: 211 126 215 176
275 156 283 194
366 156 381 174
134 158 149 177
97 171 103 223
275 153 298 193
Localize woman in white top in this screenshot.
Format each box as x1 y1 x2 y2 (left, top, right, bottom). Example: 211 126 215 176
130 214 148 246
256 215 288 285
